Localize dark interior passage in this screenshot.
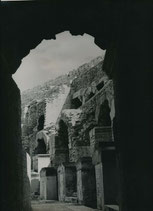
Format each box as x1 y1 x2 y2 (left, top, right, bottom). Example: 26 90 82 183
98 100 111 126
37 114 45 131
71 97 82 109
34 138 46 155
102 149 119 205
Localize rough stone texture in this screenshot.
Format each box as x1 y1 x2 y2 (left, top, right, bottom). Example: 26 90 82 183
23 100 46 135
31 172 40 195
6 44 114 211
76 157 97 208
1 2 153 211
21 57 103 113
89 127 113 155
57 81 114 165
57 163 77 202
95 163 104 210
0 74 31 211
22 99 46 155
22 149 32 211
69 146 91 163
40 167 57 200
20 55 114 170
71 60 107 94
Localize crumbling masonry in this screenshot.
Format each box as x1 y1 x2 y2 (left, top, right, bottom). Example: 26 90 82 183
22 57 119 210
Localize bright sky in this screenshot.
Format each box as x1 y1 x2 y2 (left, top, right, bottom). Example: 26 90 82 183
13 31 105 92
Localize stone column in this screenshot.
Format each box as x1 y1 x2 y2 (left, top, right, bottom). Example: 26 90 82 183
76 157 97 208
50 134 69 166
92 149 105 210
57 163 77 202
40 167 57 200
0 73 31 211
89 127 119 210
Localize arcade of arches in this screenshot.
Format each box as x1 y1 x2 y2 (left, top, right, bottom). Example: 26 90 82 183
1 1 153 211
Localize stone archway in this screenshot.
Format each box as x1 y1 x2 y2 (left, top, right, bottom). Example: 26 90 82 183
1 2 153 211
98 99 112 127
37 114 45 131
55 119 69 164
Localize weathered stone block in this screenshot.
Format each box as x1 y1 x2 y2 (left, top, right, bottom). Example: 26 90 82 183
31 172 40 194
89 126 113 155
33 154 50 173
76 157 97 208
95 162 105 210
69 146 91 162
40 167 57 200
57 163 77 202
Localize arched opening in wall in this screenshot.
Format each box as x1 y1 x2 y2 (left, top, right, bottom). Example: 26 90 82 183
96 99 119 207
33 138 46 155
98 99 111 126
96 81 104 91
71 97 82 109
12 30 105 160
37 114 45 131
57 120 69 162
12 30 106 205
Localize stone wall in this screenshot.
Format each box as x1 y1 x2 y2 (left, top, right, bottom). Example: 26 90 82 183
57 80 114 164
0 74 31 211
57 163 77 202
22 99 46 156
23 100 46 135
71 61 106 93
22 150 31 211
76 157 97 208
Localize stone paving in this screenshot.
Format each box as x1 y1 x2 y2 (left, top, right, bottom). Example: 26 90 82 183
31 201 99 211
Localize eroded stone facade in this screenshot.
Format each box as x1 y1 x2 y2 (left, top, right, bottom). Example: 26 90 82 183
21 56 118 209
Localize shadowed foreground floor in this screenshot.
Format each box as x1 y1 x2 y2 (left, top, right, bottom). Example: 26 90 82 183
31 201 98 211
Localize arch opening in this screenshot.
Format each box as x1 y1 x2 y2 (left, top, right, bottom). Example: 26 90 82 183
34 138 47 155
11 30 106 208
37 114 45 131
71 97 82 109
58 120 69 150
96 81 104 91
98 99 111 127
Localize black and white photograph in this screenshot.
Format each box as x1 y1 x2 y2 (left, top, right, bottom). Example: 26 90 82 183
1 1 153 211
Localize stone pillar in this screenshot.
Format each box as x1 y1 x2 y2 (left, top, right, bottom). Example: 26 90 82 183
26 153 31 183
40 167 57 200
76 157 97 208
92 146 119 210
0 73 31 210
92 149 105 210
50 134 69 166
101 144 119 206
57 163 77 202
89 127 113 155
31 172 40 195
89 127 119 210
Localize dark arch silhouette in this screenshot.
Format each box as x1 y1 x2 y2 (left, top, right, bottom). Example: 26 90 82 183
37 114 45 131
98 99 111 126
34 138 46 155
58 120 69 149
1 2 153 211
